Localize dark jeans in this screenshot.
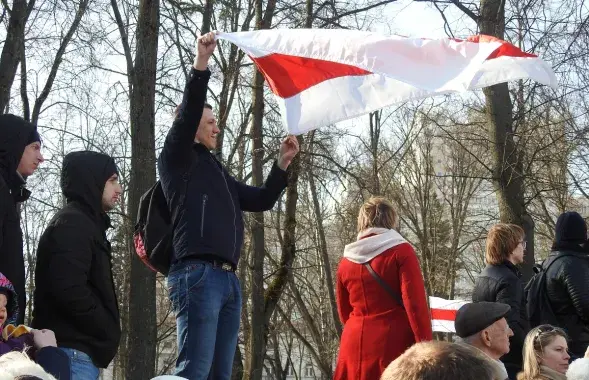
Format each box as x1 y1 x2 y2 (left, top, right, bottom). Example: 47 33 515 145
168 259 241 380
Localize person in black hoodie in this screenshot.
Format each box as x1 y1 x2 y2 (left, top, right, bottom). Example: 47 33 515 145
0 114 44 326
32 150 122 380
472 223 530 379
159 32 299 379
544 211 589 359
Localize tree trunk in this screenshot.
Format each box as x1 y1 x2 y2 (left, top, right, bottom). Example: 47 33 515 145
0 0 34 112
243 3 267 378
125 0 160 376
232 343 244 380
200 0 214 34
308 134 341 338
369 111 381 194
243 0 277 378
243 49 267 380
479 0 535 279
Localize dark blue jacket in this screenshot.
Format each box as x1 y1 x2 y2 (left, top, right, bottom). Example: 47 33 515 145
37 346 72 380
158 68 288 266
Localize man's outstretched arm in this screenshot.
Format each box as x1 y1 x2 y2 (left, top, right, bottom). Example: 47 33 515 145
235 135 300 212
159 32 217 169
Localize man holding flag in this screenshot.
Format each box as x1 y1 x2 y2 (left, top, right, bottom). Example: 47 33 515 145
158 31 299 379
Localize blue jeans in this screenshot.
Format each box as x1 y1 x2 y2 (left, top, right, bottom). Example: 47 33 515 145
168 259 241 380
59 347 99 380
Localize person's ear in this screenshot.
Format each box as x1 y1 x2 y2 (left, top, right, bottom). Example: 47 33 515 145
483 330 492 347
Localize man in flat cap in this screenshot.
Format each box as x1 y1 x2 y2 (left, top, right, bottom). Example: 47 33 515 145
455 302 514 380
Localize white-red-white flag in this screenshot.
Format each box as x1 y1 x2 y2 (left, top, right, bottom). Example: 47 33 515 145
217 29 557 135
429 296 468 333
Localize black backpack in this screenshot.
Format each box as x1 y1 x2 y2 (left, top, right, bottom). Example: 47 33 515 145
525 253 572 328
133 181 174 276
133 162 194 276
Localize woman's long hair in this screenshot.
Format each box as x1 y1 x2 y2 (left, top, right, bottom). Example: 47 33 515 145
517 325 568 380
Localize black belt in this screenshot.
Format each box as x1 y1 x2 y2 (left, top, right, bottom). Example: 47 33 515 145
184 255 236 272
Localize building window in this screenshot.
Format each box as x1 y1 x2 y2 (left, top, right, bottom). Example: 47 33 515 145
304 364 314 377
286 365 294 376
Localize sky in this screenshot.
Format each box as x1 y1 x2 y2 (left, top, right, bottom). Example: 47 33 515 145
375 0 476 38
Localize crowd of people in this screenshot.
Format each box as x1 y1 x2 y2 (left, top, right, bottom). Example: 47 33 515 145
0 31 298 380
333 194 589 380
1 30 589 380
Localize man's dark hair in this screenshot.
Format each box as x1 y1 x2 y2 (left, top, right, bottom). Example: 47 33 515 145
381 341 501 380
174 103 213 118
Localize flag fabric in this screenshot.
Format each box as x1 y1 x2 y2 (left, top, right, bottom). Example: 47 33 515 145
429 296 468 333
217 29 558 135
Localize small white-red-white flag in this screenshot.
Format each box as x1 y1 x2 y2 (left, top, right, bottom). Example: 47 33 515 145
429 296 468 333
217 29 557 135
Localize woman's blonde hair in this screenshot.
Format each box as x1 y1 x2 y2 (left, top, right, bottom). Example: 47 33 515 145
0 351 57 380
357 197 399 233
517 325 568 380
485 223 525 265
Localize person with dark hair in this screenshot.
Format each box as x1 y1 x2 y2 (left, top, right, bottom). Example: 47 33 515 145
33 150 122 379
159 32 299 379
380 340 505 380
473 223 530 378
0 114 44 325
543 211 589 359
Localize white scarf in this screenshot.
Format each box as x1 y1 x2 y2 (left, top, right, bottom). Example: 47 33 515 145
343 227 407 264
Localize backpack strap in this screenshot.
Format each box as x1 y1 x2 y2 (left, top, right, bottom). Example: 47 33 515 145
541 252 575 274
364 262 405 310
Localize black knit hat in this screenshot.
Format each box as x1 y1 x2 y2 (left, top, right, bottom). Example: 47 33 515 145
554 211 587 245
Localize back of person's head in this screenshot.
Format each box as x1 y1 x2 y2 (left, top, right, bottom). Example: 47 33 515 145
380 340 502 380
567 358 589 380
518 325 569 380
0 351 56 380
553 211 587 250
357 197 398 232
485 223 524 265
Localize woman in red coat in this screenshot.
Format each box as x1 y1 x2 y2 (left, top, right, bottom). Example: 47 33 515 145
334 197 433 380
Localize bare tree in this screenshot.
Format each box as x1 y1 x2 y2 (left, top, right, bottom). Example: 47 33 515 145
111 0 160 375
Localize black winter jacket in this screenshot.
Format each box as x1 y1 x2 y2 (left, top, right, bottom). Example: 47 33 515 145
158 68 288 266
32 151 121 368
0 114 37 325
544 249 589 357
472 261 529 370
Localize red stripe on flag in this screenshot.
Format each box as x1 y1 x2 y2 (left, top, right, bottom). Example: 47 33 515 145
467 35 537 59
431 308 458 321
250 53 371 98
